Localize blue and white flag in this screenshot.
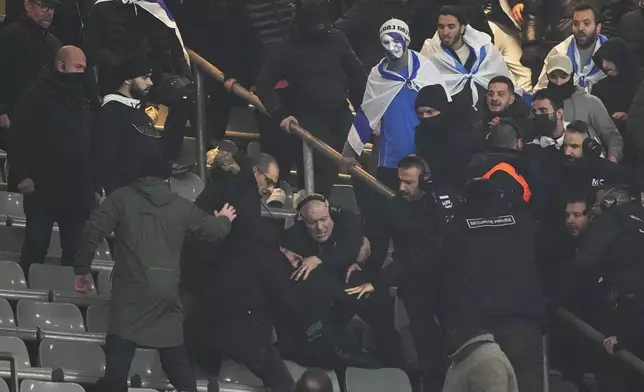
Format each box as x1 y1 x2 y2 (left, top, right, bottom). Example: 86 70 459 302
93 0 189 65
420 26 520 108
535 34 607 92
347 50 447 155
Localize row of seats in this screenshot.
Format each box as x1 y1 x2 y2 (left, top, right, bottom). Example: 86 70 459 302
0 378 156 392
0 261 111 297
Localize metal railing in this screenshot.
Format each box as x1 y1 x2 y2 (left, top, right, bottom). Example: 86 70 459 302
188 49 395 200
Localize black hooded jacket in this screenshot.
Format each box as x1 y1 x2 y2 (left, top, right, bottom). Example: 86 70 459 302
616 7 644 77
592 38 640 119
471 95 536 153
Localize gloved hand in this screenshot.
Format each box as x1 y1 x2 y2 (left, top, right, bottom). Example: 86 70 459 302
520 42 544 69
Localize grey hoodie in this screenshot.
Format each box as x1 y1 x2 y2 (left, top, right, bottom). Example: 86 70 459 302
564 87 624 160
74 177 232 347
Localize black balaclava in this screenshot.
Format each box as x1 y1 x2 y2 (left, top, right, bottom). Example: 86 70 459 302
295 0 332 41
547 77 576 103
415 84 451 131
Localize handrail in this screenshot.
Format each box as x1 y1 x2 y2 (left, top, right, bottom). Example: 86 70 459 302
187 49 396 199
0 352 19 392
554 306 644 375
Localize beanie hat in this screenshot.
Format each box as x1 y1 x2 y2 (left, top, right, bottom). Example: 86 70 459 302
116 56 153 85
415 84 450 112
379 19 410 43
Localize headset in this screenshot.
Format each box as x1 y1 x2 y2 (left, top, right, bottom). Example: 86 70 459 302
568 121 602 159
599 185 630 211
398 155 433 192
295 193 342 221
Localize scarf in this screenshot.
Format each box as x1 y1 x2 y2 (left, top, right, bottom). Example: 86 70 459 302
347 50 447 155
102 93 141 108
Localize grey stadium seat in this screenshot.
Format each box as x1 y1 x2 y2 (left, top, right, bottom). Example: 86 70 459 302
97 271 111 297
0 192 24 221
170 172 204 201
0 379 7 392
283 361 340 392
129 349 167 382
95 240 112 262
17 300 85 333
218 358 262 387
345 367 412 392
86 305 109 334
28 264 95 293
0 298 15 327
39 340 105 378
20 380 85 392
0 336 31 370
0 260 27 290
128 389 159 392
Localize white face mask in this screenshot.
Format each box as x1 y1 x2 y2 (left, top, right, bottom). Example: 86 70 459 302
381 33 406 60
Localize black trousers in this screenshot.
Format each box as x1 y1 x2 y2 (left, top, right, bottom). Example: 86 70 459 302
99 335 197 392
487 317 545 392
162 99 195 163
19 197 88 272
257 112 300 187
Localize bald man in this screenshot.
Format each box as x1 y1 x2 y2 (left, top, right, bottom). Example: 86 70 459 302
10 45 95 273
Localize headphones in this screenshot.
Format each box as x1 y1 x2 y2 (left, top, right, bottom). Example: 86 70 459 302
399 155 433 191
599 185 629 211
295 193 342 220
569 121 602 159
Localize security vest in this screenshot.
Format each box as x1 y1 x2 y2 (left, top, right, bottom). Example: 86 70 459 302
482 162 532 203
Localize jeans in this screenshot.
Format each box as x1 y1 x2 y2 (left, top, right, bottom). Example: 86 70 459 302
99 335 197 392
19 198 88 272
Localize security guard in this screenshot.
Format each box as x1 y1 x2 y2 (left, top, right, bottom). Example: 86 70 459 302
439 177 545 392
347 155 459 392
561 185 644 392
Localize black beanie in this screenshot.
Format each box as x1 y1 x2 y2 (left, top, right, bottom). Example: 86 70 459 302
415 84 450 113
115 56 153 85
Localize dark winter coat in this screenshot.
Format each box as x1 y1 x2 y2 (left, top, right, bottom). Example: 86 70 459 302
616 8 644 77
9 66 94 209
467 148 531 205
255 28 366 121
74 177 232 347
93 94 164 195
0 16 61 117
626 80 644 161
83 0 190 94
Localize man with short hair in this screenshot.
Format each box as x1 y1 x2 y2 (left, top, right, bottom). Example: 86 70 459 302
294 369 333 392
542 54 623 162
472 76 535 152
93 56 161 195
0 0 62 135
421 6 519 122
10 46 94 272
535 4 607 91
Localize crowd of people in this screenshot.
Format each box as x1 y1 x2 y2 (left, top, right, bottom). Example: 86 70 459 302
1 0 644 391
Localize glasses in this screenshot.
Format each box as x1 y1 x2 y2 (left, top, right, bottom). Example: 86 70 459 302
30 0 55 12
256 168 276 188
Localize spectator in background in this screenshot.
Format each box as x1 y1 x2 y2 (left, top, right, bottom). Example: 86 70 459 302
421 6 519 123
535 4 607 92
616 0 644 76
74 153 236 392
0 0 61 142
591 38 640 132
255 0 366 196
472 76 535 152
543 54 623 162
10 46 94 273
83 0 193 165
93 57 161 195
294 369 333 392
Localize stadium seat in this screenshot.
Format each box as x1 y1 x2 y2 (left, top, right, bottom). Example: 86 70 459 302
0 298 15 327
86 305 108 334
95 240 112 262
17 300 85 333
247 141 261 159
38 340 105 378
0 192 24 222
97 271 111 297
0 378 7 392
129 349 167 382
128 389 158 392
284 215 295 230
46 231 63 259
283 361 340 392
0 260 27 289
28 264 95 293
20 380 85 392
0 336 31 370
170 172 204 201
0 226 26 256
218 358 262 387
345 367 412 392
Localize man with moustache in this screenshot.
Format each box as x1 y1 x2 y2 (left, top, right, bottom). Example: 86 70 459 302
535 4 607 92
0 0 61 144
93 56 160 195
10 46 95 272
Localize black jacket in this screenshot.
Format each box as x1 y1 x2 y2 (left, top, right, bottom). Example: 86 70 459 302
616 8 644 77
591 38 640 123
281 208 363 279
0 16 61 117
9 67 94 208
93 94 164 195
83 0 190 94
255 28 366 121
471 96 536 153
562 156 631 191
626 80 644 162
467 148 532 205
440 197 544 341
